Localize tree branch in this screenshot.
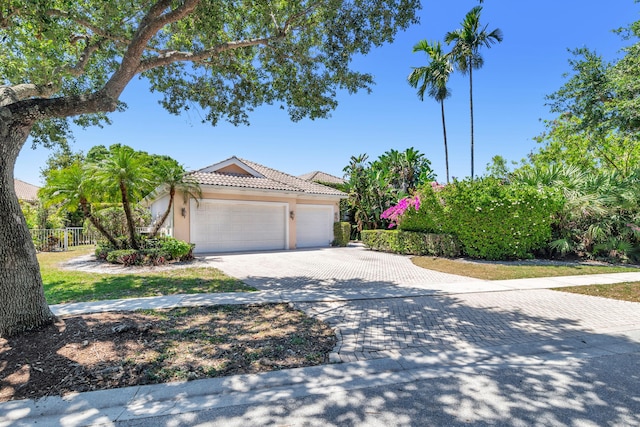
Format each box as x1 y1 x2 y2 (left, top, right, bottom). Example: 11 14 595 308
137 37 272 73
101 0 201 100
0 84 57 107
5 91 118 122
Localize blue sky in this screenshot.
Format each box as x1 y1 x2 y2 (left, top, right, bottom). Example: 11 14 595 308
14 0 640 186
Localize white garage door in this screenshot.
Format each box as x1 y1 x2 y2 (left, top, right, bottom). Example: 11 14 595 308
190 200 288 253
296 205 334 248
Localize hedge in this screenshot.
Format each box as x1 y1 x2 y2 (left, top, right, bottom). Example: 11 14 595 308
439 178 563 260
361 229 460 257
332 222 351 247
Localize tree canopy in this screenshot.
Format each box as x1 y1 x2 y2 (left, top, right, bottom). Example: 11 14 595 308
535 20 640 175
1 0 420 143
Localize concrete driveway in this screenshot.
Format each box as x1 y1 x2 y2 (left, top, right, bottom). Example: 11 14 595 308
203 243 483 295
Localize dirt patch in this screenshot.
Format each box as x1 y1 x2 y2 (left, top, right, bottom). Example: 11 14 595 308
0 304 336 402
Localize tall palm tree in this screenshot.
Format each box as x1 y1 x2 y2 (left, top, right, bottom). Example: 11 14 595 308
408 40 453 184
148 163 202 237
445 6 503 179
91 146 152 250
40 162 120 248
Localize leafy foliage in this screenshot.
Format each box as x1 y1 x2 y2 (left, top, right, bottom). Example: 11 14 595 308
342 149 435 233
361 229 460 257
97 236 194 265
332 222 351 247
512 164 640 262
41 144 197 250
439 178 563 260
398 183 447 233
536 22 640 176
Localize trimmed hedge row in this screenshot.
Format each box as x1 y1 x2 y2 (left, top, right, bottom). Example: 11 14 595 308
361 230 460 257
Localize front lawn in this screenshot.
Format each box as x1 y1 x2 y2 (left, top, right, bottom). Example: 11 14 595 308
555 282 640 303
39 246 255 304
411 256 638 281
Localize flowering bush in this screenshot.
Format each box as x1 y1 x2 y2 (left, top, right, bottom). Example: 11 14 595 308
381 195 421 228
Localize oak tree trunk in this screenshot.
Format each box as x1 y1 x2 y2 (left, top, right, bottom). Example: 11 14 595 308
0 117 55 337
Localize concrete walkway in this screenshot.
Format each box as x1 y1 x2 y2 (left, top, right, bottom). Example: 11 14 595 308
3 246 640 426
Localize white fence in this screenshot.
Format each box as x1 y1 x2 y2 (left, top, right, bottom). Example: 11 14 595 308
30 227 98 252
30 227 171 251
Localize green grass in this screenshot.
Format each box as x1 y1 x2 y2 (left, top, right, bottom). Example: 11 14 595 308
39 246 255 304
555 282 640 303
411 256 639 280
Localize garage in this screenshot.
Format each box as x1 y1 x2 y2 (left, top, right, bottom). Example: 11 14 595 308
296 204 334 248
190 199 288 253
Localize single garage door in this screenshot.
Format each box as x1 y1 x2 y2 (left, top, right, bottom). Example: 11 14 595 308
296 204 334 248
190 200 288 253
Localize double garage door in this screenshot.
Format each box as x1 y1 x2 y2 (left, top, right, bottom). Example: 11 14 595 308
190 200 333 253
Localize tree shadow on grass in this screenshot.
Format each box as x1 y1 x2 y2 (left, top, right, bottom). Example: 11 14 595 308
44 274 255 305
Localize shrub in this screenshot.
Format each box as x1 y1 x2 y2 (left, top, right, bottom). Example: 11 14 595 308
398 185 447 233
440 178 563 260
141 248 169 265
159 237 194 261
106 249 141 266
98 236 194 265
332 222 351 247
362 229 460 257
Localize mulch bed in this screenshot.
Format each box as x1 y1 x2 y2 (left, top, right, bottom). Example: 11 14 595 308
0 304 336 402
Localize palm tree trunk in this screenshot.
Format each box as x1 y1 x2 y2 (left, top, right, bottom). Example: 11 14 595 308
119 181 139 250
0 120 54 337
150 188 175 237
79 199 120 248
469 65 475 180
440 99 450 184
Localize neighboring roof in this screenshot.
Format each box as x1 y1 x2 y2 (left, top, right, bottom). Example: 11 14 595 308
188 157 346 197
14 179 40 202
298 171 346 185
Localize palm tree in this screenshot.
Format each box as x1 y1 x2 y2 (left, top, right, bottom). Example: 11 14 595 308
91 146 152 250
445 6 503 179
40 162 120 248
148 163 202 237
408 40 453 184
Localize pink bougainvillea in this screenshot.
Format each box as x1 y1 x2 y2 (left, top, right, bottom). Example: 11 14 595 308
381 195 421 228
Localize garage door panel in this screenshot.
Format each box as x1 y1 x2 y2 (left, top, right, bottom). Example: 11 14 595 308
191 200 287 253
296 205 333 248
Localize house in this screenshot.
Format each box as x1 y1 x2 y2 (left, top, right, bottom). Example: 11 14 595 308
148 157 347 254
298 171 346 186
14 179 40 204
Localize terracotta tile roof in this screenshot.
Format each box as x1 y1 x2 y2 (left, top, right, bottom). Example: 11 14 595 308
298 171 346 185
14 179 40 202
189 157 346 197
